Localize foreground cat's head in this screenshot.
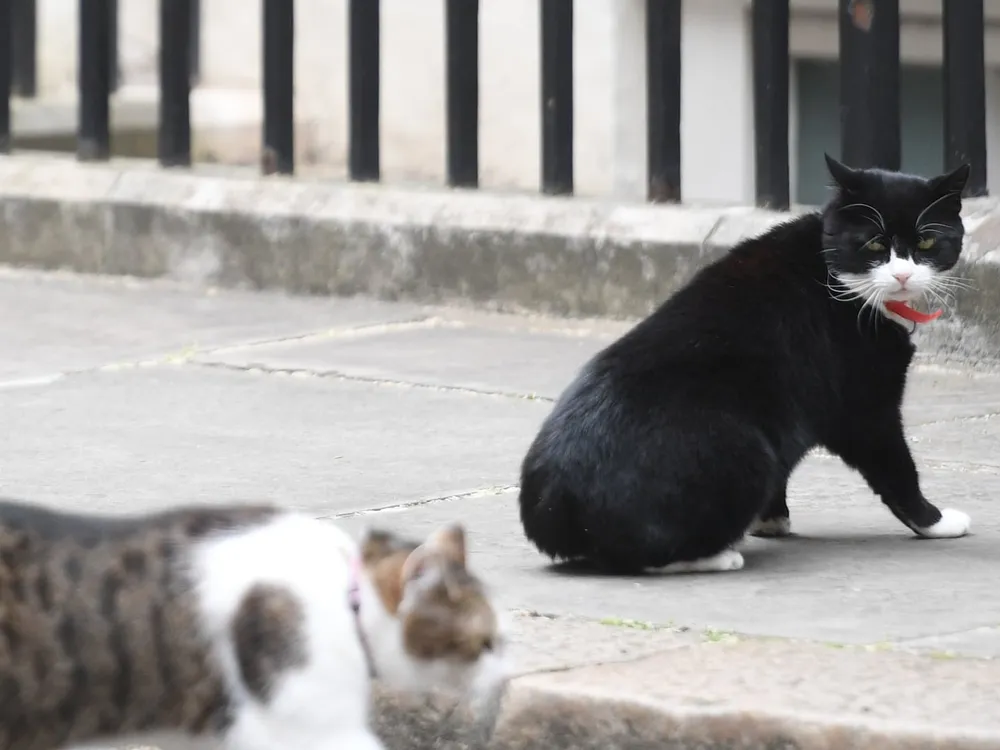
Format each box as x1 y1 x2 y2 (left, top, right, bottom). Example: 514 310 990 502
821 154 970 312
360 523 508 700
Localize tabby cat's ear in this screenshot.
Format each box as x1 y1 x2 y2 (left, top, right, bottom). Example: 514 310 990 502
824 153 863 193
426 523 467 567
928 163 970 197
359 527 407 564
400 523 468 582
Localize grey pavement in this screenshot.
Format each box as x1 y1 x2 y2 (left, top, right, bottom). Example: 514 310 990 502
6 268 1000 748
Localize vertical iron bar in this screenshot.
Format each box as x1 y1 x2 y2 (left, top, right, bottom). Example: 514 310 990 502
445 0 479 188
943 0 987 196
262 0 294 175
349 0 380 181
158 0 192 166
108 0 119 92
78 0 112 161
540 0 573 195
838 0 900 169
189 0 201 84
0 0 10 153
646 0 681 203
11 0 36 97
751 0 790 210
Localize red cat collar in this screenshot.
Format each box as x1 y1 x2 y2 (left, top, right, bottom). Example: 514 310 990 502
884 301 943 324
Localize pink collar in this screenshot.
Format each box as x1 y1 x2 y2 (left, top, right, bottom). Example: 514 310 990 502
348 555 363 613
348 555 376 678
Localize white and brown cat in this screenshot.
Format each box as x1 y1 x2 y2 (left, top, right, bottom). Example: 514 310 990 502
0 499 507 750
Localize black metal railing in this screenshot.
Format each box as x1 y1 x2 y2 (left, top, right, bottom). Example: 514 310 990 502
446 0 479 188
159 0 192 167
646 0 682 204
11 0 36 97
0 0 990 207
348 0 380 182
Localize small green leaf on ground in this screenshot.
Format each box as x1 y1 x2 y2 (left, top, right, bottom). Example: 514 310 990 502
600 617 662 631
703 628 740 643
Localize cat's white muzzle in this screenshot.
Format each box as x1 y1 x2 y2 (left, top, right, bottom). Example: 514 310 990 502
873 251 933 300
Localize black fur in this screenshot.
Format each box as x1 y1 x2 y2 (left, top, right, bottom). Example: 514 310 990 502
518 156 971 573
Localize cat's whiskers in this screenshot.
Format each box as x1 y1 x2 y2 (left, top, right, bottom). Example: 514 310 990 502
932 275 976 292
829 272 876 303
828 273 886 333
918 222 953 235
826 279 864 302
925 273 975 312
914 193 955 229
924 285 951 312
863 285 889 333
826 281 863 300
839 202 887 233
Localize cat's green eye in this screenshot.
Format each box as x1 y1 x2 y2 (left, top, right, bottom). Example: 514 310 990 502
917 237 936 250
865 239 886 252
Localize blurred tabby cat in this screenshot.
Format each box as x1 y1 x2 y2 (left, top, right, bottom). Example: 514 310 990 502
0 500 507 750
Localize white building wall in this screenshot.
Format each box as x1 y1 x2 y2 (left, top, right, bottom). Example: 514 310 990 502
680 0 754 204
26 0 1000 203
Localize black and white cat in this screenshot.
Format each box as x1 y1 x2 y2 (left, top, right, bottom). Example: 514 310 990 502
518 155 972 574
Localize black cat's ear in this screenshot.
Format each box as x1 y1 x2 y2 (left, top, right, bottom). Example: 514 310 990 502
824 153 863 193
928 163 970 197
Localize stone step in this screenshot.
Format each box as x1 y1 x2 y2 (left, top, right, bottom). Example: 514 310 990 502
376 612 1000 750
0 153 997 367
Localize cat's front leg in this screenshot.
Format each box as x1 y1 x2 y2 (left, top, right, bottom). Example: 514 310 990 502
748 482 792 537
833 415 970 539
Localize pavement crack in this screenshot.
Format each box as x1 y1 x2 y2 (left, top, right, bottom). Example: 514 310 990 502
327 484 519 519
912 411 1000 428
189 360 555 403
807 446 1000 474
894 623 1000 646
196 315 441 356
0 318 442 391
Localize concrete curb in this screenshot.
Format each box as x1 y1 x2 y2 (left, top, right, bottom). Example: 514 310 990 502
373 637 1000 750
1 153 1000 363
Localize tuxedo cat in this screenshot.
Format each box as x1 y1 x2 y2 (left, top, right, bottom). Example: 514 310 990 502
518 155 972 574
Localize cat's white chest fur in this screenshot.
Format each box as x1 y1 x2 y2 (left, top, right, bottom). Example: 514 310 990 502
193 514 378 748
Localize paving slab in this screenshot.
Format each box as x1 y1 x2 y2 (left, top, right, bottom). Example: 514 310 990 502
196 321 617 399
0 366 546 516
902 365 1000 425
0 267 427 383
909 415 1000 469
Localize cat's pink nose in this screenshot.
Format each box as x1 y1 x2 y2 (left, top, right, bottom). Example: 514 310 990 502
893 271 912 286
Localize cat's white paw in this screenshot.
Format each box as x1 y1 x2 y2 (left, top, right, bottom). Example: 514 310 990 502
914 508 971 539
748 516 792 538
658 548 745 574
